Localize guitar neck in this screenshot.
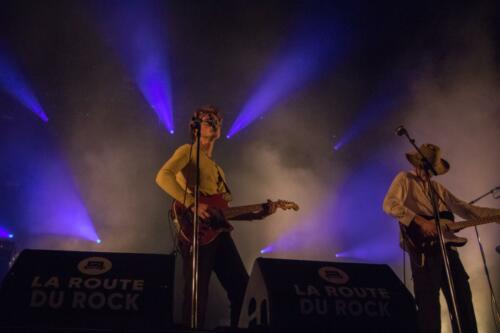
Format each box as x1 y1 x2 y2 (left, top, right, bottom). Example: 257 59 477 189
222 204 265 220
448 215 500 231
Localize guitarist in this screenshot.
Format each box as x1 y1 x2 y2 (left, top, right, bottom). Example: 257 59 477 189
155 105 277 328
383 143 500 333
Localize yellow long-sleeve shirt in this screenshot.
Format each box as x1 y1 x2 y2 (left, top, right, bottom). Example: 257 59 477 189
155 143 232 207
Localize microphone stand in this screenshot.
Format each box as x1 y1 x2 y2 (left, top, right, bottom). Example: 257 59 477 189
468 187 500 325
399 129 463 333
191 123 201 329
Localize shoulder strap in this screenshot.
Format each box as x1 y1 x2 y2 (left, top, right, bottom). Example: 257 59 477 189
215 165 231 195
429 181 454 217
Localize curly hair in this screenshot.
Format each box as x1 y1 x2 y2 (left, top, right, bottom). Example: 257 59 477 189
189 105 223 140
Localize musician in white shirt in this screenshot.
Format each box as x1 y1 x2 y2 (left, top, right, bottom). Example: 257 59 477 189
383 143 500 333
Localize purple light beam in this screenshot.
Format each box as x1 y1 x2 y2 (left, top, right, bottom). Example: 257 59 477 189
0 49 48 122
96 1 174 134
227 13 348 138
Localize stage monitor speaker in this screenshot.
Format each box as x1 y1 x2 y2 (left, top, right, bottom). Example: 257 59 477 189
239 257 417 333
0 249 175 331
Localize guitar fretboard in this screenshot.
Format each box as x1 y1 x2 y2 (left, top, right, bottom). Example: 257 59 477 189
448 215 500 231
223 204 265 219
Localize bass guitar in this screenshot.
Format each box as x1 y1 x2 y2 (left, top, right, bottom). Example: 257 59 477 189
171 193 299 246
401 211 500 253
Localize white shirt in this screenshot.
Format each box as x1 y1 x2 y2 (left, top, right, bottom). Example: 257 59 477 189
383 171 500 226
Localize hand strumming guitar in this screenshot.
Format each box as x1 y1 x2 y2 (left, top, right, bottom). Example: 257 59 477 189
413 215 437 237
191 202 211 219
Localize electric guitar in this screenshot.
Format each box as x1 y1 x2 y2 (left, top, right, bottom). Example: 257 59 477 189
170 193 299 246
401 211 500 253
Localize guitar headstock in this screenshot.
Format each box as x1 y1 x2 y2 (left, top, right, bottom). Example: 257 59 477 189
275 200 300 211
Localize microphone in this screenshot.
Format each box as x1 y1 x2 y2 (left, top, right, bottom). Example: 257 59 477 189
395 125 408 137
190 117 202 130
190 117 219 131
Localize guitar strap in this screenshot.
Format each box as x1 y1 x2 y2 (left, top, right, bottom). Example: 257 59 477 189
429 181 454 218
405 180 455 268
417 175 454 217
216 165 232 196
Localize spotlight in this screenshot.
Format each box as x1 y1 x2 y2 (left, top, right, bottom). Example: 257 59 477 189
0 52 49 122
227 16 347 137
260 245 274 254
99 2 175 135
96 239 101 244
169 130 174 134
226 135 231 139
8 234 14 239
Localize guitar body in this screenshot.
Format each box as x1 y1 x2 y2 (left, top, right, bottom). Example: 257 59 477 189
170 195 299 247
401 211 468 254
171 194 234 246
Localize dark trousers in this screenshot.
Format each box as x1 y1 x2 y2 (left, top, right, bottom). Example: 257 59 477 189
410 249 477 333
180 232 249 328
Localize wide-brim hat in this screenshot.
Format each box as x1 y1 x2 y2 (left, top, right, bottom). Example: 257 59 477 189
405 143 450 175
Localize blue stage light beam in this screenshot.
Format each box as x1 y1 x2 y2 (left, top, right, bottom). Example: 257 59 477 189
227 11 349 138
3 128 99 243
259 222 321 257
0 226 12 239
329 149 405 263
22 153 100 242
335 238 398 263
0 49 48 122
260 245 274 254
260 148 405 261
96 1 174 133
333 80 408 150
